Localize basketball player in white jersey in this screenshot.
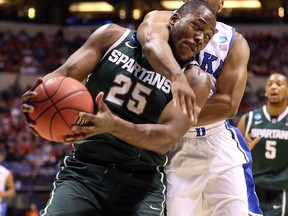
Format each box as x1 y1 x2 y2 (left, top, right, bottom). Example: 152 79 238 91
0 150 15 216
136 0 263 215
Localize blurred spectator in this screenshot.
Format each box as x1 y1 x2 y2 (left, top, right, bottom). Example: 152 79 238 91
19 54 39 75
247 33 288 76
0 149 16 216
25 203 39 216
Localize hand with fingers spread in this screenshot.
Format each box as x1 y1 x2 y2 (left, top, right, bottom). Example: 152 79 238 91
20 78 43 136
65 92 115 144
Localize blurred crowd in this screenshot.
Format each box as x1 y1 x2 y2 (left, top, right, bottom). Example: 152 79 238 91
248 33 288 77
0 29 85 75
0 27 287 214
0 74 69 170
0 28 287 77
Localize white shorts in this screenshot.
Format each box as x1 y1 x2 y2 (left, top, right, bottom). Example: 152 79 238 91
165 122 250 216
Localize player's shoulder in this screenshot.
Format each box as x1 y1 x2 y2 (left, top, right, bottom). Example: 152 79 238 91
88 23 129 46
234 31 248 45
93 23 127 35
143 10 173 22
146 10 172 16
228 29 249 55
216 21 234 31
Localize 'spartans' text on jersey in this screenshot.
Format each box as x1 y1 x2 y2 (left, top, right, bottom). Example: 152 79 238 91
251 128 288 140
108 49 171 94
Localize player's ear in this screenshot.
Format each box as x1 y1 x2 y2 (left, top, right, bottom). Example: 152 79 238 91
169 13 180 26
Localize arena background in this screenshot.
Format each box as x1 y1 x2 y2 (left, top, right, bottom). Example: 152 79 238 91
0 0 287 215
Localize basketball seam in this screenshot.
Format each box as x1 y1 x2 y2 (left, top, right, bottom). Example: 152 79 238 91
34 77 66 122
48 106 86 142
48 77 66 140
36 77 87 141
49 90 89 141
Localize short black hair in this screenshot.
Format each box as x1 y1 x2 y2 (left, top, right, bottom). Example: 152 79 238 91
176 0 216 17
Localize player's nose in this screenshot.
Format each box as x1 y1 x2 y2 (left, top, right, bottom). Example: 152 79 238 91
194 32 204 45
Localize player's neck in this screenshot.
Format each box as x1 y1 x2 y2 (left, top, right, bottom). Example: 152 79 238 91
266 103 287 116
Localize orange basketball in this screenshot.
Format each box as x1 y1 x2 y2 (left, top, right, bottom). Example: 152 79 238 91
28 76 94 142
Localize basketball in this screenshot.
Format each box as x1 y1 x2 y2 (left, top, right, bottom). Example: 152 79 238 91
28 76 94 142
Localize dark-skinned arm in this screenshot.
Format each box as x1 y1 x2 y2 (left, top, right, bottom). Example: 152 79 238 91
68 66 211 154
137 10 196 121
21 24 127 130
237 113 260 150
42 23 126 82
195 32 250 126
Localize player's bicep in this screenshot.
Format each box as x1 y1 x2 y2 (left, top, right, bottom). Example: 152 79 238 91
56 45 99 80
216 33 249 105
137 11 170 46
224 33 249 81
54 24 126 81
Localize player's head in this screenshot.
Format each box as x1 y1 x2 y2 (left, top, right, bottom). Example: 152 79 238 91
265 73 288 105
183 0 224 13
169 0 216 62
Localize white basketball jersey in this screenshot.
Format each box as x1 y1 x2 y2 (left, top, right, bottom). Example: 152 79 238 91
196 21 235 98
186 21 235 132
0 165 9 202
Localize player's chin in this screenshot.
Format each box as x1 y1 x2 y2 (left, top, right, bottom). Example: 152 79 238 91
268 97 281 104
267 94 280 101
177 48 197 62
177 53 195 62
269 99 280 104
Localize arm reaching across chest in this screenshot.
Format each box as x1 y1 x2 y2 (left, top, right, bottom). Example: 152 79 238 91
137 10 197 121
66 65 211 154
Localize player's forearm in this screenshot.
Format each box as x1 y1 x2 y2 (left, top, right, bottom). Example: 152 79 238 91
137 20 183 81
1 188 15 198
141 37 183 81
196 94 238 126
110 116 176 154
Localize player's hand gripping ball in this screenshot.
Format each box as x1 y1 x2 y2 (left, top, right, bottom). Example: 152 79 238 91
28 76 94 142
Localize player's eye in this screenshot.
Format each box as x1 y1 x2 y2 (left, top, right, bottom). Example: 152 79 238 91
205 34 211 40
191 23 200 31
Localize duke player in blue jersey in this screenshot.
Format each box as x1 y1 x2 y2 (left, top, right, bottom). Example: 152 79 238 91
136 0 263 215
